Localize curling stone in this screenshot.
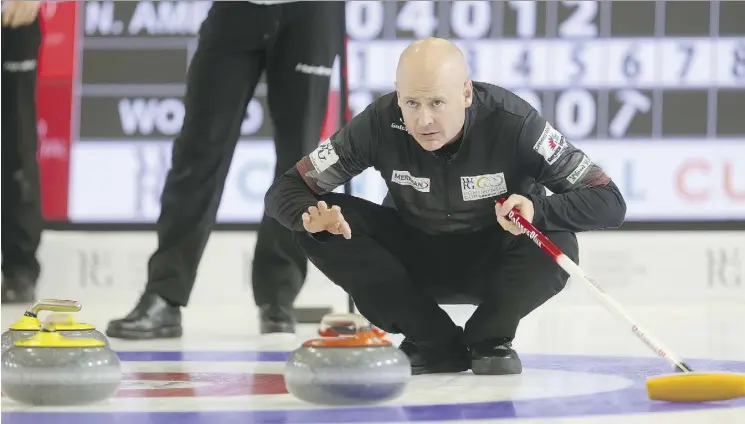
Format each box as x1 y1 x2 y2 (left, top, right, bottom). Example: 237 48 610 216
1 320 122 406
284 313 411 406
1 299 109 354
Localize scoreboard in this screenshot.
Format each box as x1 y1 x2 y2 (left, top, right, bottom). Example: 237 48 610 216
68 0 745 224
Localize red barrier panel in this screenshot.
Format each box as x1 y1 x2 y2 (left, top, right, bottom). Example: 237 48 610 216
36 1 79 220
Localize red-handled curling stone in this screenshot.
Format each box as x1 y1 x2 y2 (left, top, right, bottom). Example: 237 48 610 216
284 313 411 405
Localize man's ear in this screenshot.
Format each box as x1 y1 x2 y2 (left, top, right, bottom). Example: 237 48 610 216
464 80 473 107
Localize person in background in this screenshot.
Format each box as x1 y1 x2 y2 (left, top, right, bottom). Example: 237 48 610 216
2 0 44 304
105 1 346 338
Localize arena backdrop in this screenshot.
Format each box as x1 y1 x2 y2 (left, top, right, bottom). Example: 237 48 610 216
35 1 744 225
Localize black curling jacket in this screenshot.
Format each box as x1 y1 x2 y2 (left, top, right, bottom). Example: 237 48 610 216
264 81 627 235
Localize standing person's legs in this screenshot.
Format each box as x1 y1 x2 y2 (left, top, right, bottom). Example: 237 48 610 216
106 3 279 339
252 1 346 333
461 230 579 374
1 18 43 304
294 193 470 374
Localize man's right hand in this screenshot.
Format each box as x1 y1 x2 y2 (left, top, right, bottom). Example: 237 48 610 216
301 201 352 239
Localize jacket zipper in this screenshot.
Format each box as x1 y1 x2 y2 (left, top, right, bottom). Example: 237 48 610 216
443 158 452 218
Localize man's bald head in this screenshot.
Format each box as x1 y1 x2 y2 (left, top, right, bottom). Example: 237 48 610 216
395 38 473 152
396 37 469 86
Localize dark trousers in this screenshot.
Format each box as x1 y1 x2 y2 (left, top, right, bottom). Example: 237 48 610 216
295 193 579 345
1 19 43 282
145 2 345 307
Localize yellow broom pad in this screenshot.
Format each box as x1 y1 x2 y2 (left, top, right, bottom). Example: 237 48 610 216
647 372 745 402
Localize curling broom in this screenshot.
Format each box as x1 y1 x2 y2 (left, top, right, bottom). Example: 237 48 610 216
496 198 745 403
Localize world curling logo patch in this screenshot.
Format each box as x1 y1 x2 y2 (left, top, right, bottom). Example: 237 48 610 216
309 139 339 173
460 172 507 201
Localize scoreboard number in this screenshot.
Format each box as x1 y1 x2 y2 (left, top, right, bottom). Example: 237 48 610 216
345 1 385 40
570 43 586 82
509 0 599 38
514 49 531 79
507 0 537 38
677 43 695 80
348 1 494 40
609 90 651 138
733 42 745 79
558 1 598 38
450 1 491 39
555 89 597 139
396 1 437 39
622 45 641 80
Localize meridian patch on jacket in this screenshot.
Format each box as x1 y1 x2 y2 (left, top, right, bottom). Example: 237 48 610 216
391 170 431 192
460 172 507 201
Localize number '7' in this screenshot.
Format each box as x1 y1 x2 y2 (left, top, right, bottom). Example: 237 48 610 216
678 44 694 80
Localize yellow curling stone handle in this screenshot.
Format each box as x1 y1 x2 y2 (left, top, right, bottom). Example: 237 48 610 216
13 321 105 348
28 299 82 315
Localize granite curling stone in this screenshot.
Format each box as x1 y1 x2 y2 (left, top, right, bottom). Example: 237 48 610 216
1 320 122 406
284 313 411 406
1 299 109 354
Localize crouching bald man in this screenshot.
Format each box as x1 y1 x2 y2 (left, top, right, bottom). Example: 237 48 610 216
264 38 626 375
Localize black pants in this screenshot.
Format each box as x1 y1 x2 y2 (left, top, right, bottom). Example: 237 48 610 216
1 19 43 282
295 193 579 345
145 2 345 307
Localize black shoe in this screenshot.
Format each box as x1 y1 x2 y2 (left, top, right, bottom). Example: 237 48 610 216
469 338 522 375
1 273 36 304
258 304 295 334
398 334 470 375
106 292 182 340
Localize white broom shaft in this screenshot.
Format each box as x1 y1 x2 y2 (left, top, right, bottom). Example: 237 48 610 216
555 254 688 370
496 199 688 371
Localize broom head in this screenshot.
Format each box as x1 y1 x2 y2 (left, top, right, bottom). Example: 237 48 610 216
646 372 745 402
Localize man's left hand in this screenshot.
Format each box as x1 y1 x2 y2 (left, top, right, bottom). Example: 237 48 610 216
495 194 534 235
2 1 42 28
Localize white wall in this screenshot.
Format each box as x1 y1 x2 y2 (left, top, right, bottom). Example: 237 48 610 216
33 230 744 311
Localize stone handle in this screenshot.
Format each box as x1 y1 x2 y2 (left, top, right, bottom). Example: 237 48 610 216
26 299 82 316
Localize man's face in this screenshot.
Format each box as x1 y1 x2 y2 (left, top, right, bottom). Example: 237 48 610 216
396 78 472 152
